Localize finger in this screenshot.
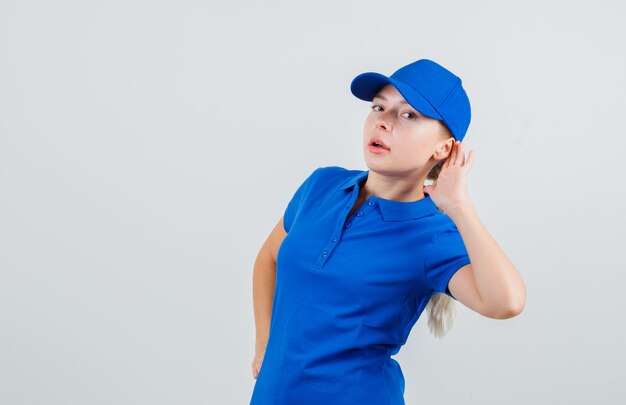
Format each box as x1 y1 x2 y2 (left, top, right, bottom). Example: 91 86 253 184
464 149 474 171
444 142 455 168
457 141 465 166
451 140 459 166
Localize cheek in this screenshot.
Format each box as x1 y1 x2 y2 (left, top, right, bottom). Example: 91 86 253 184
398 137 434 160
362 116 376 137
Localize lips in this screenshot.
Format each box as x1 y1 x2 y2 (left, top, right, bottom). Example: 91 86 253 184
369 137 390 150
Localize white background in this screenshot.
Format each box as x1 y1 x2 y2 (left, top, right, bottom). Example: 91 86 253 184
1 0 625 404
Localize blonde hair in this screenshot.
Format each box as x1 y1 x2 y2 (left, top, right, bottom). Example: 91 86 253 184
424 291 457 339
424 136 457 339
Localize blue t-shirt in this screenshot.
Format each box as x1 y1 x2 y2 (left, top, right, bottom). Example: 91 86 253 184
250 166 471 405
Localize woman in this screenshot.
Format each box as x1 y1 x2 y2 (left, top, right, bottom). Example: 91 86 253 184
250 59 526 404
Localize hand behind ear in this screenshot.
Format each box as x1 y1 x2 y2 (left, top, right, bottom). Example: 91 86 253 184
423 141 474 213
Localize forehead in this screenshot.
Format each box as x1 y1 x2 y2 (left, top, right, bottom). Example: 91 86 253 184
373 84 409 104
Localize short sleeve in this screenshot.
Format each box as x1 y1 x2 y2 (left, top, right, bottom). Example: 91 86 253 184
283 167 322 233
423 225 471 299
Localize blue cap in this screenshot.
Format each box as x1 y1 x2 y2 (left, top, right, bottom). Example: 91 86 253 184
350 59 471 142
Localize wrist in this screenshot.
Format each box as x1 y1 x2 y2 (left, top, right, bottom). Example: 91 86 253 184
445 199 475 219
255 337 268 352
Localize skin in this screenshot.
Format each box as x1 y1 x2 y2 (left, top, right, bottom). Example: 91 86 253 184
359 83 457 204
252 83 527 379
363 83 526 320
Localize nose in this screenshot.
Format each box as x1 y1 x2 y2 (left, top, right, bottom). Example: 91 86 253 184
375 114 391 132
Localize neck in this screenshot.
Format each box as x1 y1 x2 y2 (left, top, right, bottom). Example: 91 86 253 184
362 171 427 202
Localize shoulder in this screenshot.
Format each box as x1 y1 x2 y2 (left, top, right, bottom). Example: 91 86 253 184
426 216 467 258
312 165 351 179
286 166 351 201
302 165 354 188
422 205 461 232
417 213 464 253
434 215 462 236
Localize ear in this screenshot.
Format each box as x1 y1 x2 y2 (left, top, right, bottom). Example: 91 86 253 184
433 138 455 161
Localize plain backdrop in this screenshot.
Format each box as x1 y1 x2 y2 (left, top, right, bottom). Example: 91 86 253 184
1 0 625 404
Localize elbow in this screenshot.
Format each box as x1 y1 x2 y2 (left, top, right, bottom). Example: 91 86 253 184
501 301 525 319
481 289 526 319
495 295 526 319
494 280 527 319
508 283 527 317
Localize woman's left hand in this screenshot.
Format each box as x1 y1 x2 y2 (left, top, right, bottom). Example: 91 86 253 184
423 140 475 215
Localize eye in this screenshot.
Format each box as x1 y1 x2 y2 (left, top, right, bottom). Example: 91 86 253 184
371 104 418 119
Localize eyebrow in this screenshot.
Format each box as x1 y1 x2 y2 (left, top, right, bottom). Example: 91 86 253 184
372 94 409 104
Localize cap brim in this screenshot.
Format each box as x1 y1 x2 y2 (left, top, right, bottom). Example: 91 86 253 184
350 72 442 120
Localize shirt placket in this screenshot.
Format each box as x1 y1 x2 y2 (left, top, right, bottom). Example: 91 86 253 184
314 193 378 269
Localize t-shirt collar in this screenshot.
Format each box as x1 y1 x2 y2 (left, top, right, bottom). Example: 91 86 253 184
335 169 440 221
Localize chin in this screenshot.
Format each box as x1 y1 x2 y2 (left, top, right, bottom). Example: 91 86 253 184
362 159 389 174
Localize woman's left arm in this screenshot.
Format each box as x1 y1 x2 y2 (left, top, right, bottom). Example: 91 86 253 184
447 202 526 319
424 140 526 319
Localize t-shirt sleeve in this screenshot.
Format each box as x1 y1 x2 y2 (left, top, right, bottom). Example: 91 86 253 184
283 167 322 233
423 224 472 300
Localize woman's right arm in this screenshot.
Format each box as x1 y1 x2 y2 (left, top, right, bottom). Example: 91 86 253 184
251 216 287 379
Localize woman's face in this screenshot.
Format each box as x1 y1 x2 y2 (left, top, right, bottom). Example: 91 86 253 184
362 84 452 176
